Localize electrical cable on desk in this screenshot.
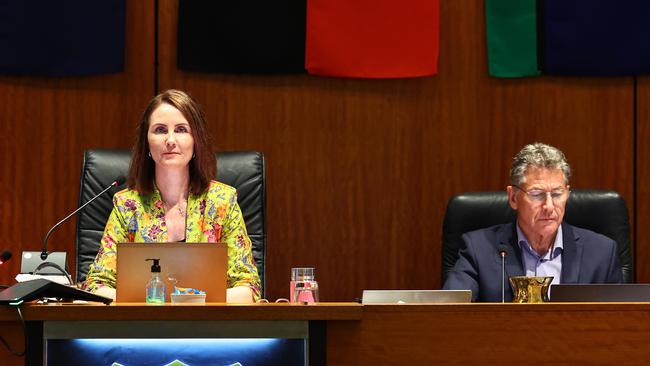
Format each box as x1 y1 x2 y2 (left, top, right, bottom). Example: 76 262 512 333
33 261 74 285
256 298 290 303
0 303 25 357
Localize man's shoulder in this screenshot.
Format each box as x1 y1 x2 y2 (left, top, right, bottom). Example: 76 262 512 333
564 223 616 247
462 223 514 249
464 222 514 239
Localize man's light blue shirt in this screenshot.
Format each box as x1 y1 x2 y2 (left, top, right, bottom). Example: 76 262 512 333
516 224 563 285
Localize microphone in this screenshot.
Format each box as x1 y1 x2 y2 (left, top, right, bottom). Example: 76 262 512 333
0 250 12 290
40 175 126 260
0 250 11 265
497 244 508 303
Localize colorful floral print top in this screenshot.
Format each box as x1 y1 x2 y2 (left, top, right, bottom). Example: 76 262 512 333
84 180 261 300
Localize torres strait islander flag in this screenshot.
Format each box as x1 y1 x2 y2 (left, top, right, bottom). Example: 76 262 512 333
485 0 541 78
487 0 650 78
306 0 440 78
542 0 650 76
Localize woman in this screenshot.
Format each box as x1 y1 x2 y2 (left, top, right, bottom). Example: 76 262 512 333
84 89 261 302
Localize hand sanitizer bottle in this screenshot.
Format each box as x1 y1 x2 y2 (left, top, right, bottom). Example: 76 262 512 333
145 258 165 304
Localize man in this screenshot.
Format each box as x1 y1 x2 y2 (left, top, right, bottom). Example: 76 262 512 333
443 143 622 302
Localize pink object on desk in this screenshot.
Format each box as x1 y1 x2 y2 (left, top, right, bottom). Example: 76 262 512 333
290 268 319 304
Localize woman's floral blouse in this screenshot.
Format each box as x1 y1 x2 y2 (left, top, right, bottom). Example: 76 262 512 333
84 180 261 300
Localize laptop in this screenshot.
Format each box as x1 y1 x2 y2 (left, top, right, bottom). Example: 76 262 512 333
362 290 472 304
21 251 67 275
551 284 650 302
116 242 227 303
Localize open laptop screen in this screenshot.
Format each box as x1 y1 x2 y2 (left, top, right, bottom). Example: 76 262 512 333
362 290 472 304
21 251 67 275
116 242 227 303
551 284 650 302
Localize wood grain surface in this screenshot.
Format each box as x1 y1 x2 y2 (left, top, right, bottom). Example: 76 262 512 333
157 0 634 302
328 303 650 365
2 303 649 365
0 0 154 283
0 0 640 306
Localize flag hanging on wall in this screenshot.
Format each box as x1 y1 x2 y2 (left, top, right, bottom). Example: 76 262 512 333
487 0 650 78
0 1 125 77
542 0 650 76
177 0 307 74
485 0 541 78
305 0 439 78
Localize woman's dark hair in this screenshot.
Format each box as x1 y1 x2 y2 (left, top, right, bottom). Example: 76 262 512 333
128 89 216 196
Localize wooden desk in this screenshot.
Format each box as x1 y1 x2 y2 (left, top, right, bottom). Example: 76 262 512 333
0 301 361 321
3 302 650 365
0 302 360 366
329 303 650 365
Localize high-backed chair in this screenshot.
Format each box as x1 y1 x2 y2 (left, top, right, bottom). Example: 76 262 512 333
441 190 633 284
75 149 266 295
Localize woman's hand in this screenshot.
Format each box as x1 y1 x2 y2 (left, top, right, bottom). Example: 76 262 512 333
226 286 254 303
94 286 117 300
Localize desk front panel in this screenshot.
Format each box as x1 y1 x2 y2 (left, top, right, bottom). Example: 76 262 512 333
0 303 359 366
328 303 650 365
5 303 650 365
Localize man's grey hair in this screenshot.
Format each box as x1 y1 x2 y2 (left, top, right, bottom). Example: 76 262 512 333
510 142 571 186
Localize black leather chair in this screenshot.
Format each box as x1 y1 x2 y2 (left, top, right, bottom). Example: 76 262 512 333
75 149 267 296
441 190 633 284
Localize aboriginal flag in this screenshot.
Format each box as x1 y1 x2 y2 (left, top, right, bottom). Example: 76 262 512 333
305 0 440 78
177 0 307 74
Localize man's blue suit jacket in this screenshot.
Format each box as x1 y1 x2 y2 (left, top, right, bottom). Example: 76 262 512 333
442 222 623 302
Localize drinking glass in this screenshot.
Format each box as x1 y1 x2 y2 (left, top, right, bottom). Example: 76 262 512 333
290 267 319 304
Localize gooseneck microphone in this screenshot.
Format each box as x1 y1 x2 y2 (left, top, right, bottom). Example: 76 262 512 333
0 250 11 265
1 250 12 289
40 176 126 260
497 244 509 303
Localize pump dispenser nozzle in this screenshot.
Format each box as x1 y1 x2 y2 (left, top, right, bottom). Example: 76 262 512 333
146 258 161 272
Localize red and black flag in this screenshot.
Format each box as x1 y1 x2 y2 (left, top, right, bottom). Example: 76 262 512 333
177 0 307 74
306 0 440 78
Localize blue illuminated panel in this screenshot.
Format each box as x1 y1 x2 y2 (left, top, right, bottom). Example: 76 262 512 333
46 338 306 366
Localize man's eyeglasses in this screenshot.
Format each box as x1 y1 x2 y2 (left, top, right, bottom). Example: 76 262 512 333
513 185 569 203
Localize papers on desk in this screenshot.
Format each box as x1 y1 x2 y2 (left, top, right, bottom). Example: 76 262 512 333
15 273 71 285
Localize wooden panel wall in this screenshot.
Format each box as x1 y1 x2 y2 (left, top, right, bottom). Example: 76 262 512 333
0 0 639 305
0 1 154 283
158 0 633 301
636 79 650 283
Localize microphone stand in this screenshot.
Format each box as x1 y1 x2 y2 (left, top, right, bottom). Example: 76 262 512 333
498 244 508 303
500 252 506 303
40 180 121 261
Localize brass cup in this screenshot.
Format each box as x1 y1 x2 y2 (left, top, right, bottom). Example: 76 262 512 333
509 276 553 303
